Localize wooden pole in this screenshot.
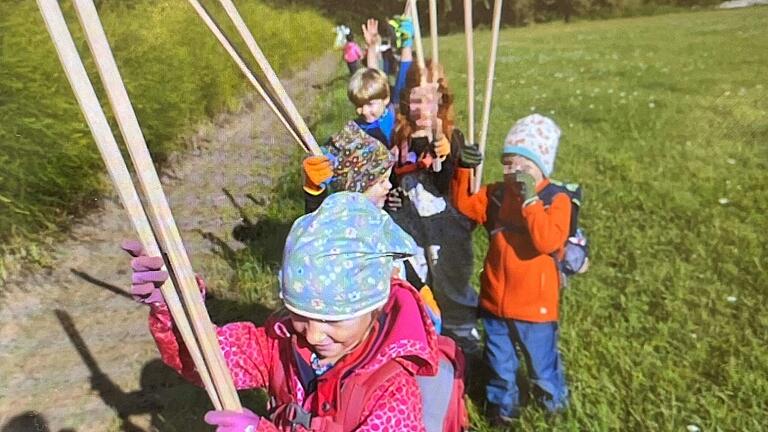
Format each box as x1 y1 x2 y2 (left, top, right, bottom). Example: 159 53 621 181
473 0 503 194
215 0 322 155
36 0 224 410
69 0 241 411
464 0 475 145
429 0 439 65
409 0 442 172
185 0 308 154
410 0 427 72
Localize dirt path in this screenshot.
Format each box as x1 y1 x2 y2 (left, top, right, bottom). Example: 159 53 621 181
0 53 339 432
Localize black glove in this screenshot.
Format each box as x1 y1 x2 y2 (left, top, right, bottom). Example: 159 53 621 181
458 143 483 168
410 136 432 157
384 187 404 211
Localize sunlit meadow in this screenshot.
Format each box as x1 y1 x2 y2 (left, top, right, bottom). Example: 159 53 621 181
231 7 767 431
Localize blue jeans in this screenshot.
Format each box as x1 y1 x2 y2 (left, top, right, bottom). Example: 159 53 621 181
482 312 568 417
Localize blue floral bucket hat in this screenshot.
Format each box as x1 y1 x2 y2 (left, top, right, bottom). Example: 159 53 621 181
280 192 416 320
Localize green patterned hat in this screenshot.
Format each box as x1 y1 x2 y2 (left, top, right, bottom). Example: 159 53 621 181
280 192 415 320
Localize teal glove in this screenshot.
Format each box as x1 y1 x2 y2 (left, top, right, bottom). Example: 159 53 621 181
389 15 413 49
458 143 482 168
514 171 538 206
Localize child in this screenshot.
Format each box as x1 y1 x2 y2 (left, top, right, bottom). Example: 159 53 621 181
302 122 442 332
342 33 363 75
451 114 570 422
124 192 444 431
361 17 413 109
343 67 403 212
333 24 350 50
346 68 396 148
387 60 481 358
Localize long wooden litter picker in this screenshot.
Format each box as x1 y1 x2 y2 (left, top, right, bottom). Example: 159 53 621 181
464 0 475 153
409 0 444 172
37 0 241 411
429 0 439 65
186 0 311 155
472 0 504 194
186 0 322 156
215 0 321 156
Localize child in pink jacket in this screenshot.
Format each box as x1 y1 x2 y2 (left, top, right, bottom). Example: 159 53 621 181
342 33 363 75
125 192 442 431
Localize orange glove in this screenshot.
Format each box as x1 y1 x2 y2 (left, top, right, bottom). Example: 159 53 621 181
302 156 332 195
433 135 450 160
419 285 442 333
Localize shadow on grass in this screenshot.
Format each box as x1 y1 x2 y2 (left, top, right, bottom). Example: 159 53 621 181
311 74 348 91
0 411 74 432
70 269 133 300
43 298 275 431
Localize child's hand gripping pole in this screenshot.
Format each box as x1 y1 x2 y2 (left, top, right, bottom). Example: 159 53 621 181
410 0 444 172
472 0 504 194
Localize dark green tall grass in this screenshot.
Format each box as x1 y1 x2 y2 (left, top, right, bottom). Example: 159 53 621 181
0 0 332 277
230 7 767 430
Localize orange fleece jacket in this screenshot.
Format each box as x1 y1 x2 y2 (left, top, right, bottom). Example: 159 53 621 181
451 167 571 322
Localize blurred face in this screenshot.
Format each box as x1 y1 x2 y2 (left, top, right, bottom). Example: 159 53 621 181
502 155 544 185
290 311 375 366
364 168 393 208
407 84 441 125
357 97 389 123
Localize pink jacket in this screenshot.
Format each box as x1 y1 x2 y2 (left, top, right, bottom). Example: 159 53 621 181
147 279 439 431
343 41 363 63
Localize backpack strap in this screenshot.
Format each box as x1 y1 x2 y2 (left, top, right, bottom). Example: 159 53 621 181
339 360 409 430
270 362 404 432
537 180 581 237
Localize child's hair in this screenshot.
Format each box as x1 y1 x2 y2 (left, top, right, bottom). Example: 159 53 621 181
348 68 390 107
394 60 456 151
346 33 354 42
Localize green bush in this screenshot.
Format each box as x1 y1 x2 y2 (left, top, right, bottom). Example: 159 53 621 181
0 0 332 274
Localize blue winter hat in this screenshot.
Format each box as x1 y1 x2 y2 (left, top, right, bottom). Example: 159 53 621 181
502 114 561 177
279 192 416 320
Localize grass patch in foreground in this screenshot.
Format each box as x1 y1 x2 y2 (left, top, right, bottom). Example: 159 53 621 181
231 7 767 431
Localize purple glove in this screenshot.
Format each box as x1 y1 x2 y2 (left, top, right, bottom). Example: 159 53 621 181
204 408 261 432
121 240 167 305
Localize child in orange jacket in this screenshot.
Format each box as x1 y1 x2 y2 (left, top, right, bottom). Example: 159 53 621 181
451 114 569 423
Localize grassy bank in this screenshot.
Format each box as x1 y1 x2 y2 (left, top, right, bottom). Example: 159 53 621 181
232 7 768 430
0 0 333 278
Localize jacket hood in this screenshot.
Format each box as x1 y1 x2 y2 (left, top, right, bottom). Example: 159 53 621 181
355 278 439 377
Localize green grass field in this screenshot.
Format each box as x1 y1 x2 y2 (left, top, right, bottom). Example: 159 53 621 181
229 7 768 431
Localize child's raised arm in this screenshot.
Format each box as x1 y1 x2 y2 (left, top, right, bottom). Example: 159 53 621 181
362 18 381 70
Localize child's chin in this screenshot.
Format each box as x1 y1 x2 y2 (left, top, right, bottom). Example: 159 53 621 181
371 197 386 208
